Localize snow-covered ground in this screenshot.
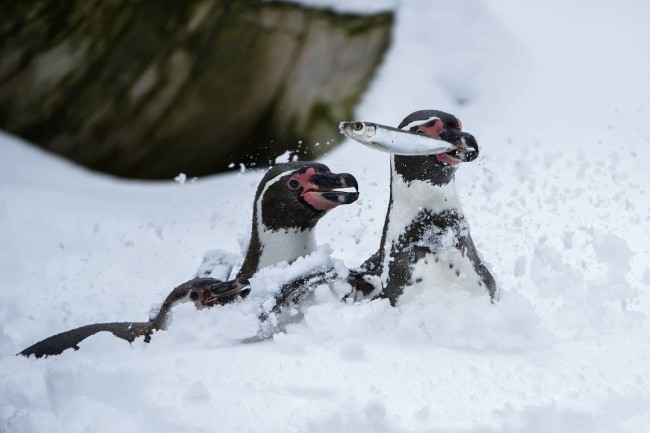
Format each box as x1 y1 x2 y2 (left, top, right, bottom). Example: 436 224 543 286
2 1 650 431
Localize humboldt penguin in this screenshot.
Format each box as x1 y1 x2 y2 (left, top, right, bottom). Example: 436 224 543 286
198 162 359 332
19 278 251 358
197 161 359 280
347 110 496 305
195 162 359 336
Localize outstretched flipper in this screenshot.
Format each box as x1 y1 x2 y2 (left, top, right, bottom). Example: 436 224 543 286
264 269 336 317
19 321 154 358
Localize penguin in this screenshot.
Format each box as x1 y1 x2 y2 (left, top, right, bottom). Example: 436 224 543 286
197 161 359 280
197 162 360 335
19 277 251 358
198 162 360 338
348 109 496 306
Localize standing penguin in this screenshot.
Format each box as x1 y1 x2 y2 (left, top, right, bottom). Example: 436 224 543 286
345 110 496 305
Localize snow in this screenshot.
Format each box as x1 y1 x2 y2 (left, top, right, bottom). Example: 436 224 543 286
2 0 650 431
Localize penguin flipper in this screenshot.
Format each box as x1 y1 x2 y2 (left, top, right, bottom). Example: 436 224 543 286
345 269 381 299
18 321 152 359
458 235 498 300
268 270 335 316
345 248 384 301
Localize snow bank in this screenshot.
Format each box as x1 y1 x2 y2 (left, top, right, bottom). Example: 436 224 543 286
2 0 650 432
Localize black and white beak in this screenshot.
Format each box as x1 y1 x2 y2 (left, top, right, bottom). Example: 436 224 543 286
310 172 359 204
189 277 251 307
300 172 359 211
438 128 479 164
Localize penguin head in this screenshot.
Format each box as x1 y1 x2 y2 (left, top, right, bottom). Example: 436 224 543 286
255 162 359 231
188 277 251 309
398 109 479 167
165 278 252 312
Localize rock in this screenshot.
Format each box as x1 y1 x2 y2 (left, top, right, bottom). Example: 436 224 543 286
0 0 393 179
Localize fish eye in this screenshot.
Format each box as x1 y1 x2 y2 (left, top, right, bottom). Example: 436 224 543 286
353 122 364 131
288 179 300 189
189 290 200 301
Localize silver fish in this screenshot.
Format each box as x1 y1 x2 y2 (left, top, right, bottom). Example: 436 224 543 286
339 121 471 156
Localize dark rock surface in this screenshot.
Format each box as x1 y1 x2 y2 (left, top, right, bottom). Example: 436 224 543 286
0 0 392 179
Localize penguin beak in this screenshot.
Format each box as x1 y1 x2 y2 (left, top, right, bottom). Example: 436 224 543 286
200 278 251 306
436 129 479 165
303 172 360 211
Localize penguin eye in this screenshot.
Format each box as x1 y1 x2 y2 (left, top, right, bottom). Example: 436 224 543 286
189 290 200 301
288 179 300 190
415 129 425 135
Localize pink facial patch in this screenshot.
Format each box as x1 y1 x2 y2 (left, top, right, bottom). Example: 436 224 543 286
302 191 340 210
416 119 444 139
288 167 320 189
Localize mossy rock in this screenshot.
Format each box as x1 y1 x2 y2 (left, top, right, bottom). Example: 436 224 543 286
0 0 392 179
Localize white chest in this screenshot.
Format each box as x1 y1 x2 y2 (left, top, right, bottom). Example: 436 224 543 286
256 226 317 270
397 249 486 305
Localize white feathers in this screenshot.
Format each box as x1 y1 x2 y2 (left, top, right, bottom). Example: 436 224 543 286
256 226 317 271
398 250 487 306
